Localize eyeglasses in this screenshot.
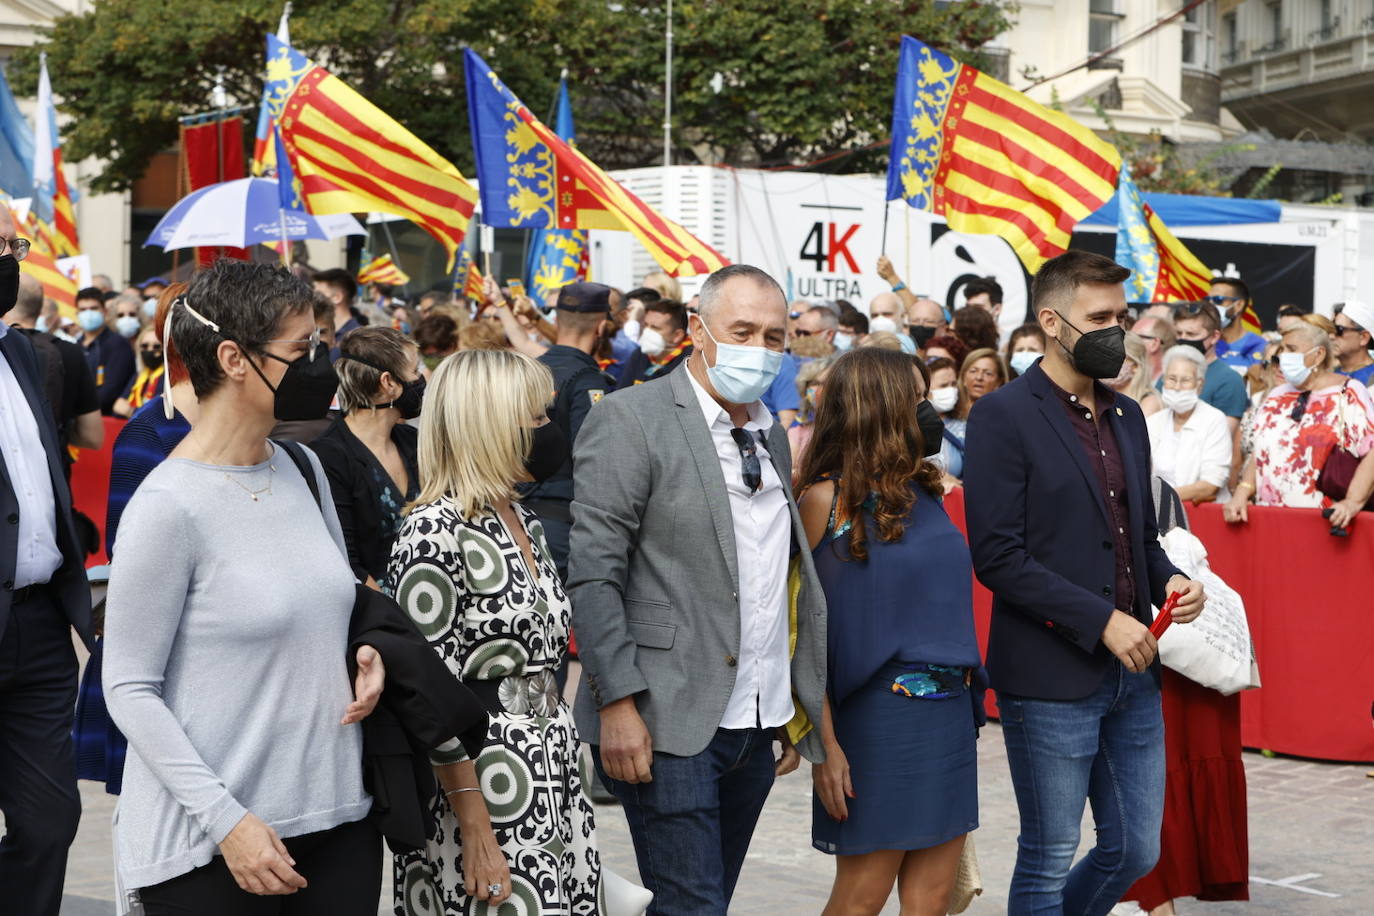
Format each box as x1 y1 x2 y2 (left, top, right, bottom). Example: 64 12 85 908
1174 302 1205 316
1334 323 1366 337
1 237 31 261
266 326 324 361
729 427 763 493
1290 389 1312 423
1205 295 1242 306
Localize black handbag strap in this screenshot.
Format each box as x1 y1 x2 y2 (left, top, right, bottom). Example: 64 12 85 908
274 439 323 513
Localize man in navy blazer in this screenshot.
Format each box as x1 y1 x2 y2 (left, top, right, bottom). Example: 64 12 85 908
964 251 1205 916
0 207 94 916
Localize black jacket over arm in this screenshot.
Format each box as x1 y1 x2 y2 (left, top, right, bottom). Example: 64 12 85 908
962 363 1180 701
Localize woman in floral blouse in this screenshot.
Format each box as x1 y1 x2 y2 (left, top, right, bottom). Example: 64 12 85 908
387 349 602 915
1225 314 1374 530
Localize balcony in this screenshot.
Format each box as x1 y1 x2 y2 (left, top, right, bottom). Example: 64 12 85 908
1306 17 1341 43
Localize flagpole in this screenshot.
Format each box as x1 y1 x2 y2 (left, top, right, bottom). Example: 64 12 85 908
662 0 673 168
880 201 890 256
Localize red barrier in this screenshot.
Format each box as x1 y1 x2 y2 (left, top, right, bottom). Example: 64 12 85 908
944 487 1374 763
70 416 125 568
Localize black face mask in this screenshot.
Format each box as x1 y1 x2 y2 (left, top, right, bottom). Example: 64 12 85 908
1178 337 1208 357
244 341 339 421
376 376 426 420
916 399 944 457
1054 313 1126 380
910 325 938 350
0 256 18 319
140 348 164 370
525 420 569 484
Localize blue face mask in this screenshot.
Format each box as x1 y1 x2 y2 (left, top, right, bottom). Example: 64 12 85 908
1010 351 1041 375
698 318 784 405
833 331 853 352
142 298 159 319
77 309 106 333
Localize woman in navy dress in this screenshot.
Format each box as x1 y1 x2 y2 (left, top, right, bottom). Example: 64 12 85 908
797 346 984 915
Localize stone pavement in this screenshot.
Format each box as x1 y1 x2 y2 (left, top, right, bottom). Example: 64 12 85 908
48 722 1374 914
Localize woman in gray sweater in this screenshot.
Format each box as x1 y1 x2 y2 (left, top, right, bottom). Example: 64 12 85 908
104 260 385 915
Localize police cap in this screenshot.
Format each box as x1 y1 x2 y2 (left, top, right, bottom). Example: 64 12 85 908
556 282 613 314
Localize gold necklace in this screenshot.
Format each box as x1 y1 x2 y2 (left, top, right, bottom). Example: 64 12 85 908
223 463 276 502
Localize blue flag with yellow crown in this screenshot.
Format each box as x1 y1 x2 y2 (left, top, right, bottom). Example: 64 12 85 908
524 78 588 302
1114 163 1211 303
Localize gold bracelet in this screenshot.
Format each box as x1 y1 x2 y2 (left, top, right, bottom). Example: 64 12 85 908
1236 481 1253 491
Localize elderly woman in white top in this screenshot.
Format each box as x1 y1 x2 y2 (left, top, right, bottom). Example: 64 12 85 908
1147 345 1233 505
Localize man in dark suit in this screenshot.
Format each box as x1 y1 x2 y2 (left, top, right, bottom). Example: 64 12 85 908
0 210 95 916
964 251 1205 916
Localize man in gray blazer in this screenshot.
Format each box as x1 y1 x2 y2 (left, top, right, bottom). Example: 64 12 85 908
569 264 826 915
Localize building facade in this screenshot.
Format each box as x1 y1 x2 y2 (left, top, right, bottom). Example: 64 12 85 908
992 0 1246 142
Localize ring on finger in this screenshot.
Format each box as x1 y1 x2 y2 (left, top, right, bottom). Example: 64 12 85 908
487 882 503 896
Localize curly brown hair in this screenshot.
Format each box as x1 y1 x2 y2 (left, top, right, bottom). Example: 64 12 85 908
797 347 943 562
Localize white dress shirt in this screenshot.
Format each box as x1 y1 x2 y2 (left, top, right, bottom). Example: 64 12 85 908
686 368 795 731
0 326 63 589
1147 398 1233 503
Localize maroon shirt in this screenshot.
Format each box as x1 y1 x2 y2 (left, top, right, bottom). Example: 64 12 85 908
1047 377 1136 617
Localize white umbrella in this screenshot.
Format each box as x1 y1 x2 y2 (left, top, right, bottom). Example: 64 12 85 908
145 177 365 251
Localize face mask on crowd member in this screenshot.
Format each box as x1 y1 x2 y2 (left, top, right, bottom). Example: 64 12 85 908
1159 350 1204 415
916 400 944 457
1172 301 1224 361
76 300 106 333
172 295 338 421
929 385 959 414
1278 348 1318 388
524 418 568 483
1053 313 1126 380
690 268 788 406
833 331 853 352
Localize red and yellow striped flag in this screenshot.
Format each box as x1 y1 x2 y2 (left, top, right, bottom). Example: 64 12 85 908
357 254 410 286
8 203 76 315
35 54 79 257
465 50 729 277
266 36 476 268
886 36 1121 272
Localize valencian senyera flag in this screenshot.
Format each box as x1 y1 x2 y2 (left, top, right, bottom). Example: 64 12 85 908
454 248 484 300
886 35 1121 273
464 49 728 277
34 54 79 257
264 35 477 266
525 77 589 302
357 253 409 287
1114 163 1211 303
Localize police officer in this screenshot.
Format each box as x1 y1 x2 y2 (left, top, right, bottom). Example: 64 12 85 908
524 282 613 582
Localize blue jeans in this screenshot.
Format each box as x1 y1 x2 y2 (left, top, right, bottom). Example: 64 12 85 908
593 727 775 916
998 663 1165 916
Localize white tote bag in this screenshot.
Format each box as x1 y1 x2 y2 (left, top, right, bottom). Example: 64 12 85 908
1153 527 1261 695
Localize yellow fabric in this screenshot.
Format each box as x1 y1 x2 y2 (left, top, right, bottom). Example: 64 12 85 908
784 554 815 746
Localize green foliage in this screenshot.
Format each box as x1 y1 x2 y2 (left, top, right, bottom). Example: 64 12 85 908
1245 163 1282 199
1090 100 1253 196
13 0 1015 193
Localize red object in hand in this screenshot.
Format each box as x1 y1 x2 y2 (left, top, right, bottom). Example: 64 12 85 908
1150 591 1183 639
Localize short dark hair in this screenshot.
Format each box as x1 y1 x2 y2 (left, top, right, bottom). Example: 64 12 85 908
76 287 104 307
1211 276 1250 303
1277 304 1308 319
313 267 357 303
173 259 315 399
310 293 333 324
645 298 688 334
414 314 459 353
839 311 869 335
1031 251 1131 316
1174 299 1223 335
964 277 1003 305
624 286 662 305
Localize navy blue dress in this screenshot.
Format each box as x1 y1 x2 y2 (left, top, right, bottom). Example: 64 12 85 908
811 481 983 856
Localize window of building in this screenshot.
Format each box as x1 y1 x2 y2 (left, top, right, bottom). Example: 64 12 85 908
1222 11 1238 62
1265 0 1284 49
1182 0 1217 71
1089 0 1124 58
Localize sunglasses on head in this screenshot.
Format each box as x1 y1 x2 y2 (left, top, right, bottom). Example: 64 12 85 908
1205 295 1242 306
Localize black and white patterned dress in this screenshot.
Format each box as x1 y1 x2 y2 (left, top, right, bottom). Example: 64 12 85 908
388 498 602 916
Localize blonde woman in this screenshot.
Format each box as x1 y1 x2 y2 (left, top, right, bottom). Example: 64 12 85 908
1107 331 1164 416
387 349 602 914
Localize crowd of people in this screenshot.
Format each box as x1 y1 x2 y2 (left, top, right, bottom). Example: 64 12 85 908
1 200 1372 916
